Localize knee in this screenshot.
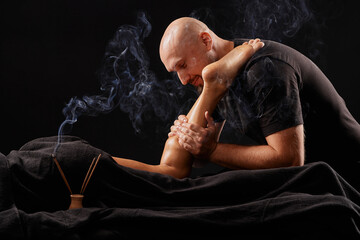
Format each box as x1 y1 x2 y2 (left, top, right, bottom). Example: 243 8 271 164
160 137 192 179
165 136 183 151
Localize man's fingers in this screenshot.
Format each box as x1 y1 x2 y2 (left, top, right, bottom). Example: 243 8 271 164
178 115 188 123
180 123 202 132
170 125 177 132
178 133 193 147
168 132 176 137
169 125 179 137
178 134 199 154
179 124 198 137
179 139 193 152
174 119 181 126
169 119 176 137
173 115 187 127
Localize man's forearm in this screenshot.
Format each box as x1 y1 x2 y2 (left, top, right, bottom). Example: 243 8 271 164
209 143 292 170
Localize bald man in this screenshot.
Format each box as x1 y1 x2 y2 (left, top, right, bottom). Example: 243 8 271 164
162 17 360 187
113 18 264 178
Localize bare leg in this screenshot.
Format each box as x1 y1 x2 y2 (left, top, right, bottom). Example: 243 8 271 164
113 40 264 178
112 85 219 178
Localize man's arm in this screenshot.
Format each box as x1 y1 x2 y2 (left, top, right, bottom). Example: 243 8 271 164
173 49 305 169
209 125 304 169
174 113 304 169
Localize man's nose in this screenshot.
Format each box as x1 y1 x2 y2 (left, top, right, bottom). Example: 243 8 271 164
177 71 190 85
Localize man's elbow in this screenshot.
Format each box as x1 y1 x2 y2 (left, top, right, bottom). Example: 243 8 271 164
292 147 305 167
286 153 304 167
274 151 304 168
291 157 304 167
279 145 305 168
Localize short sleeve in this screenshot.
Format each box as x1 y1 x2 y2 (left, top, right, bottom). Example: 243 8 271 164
245 57 304 137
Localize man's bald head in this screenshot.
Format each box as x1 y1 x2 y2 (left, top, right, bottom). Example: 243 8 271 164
159 17 232 87
160 17 210 54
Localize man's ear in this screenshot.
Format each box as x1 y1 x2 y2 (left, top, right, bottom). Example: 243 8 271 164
199 32 212 50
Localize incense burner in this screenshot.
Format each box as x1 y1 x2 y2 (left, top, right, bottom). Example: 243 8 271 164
52 154 101 209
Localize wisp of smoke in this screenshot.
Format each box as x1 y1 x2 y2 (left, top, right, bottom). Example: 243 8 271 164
190 0 321 59
53 12 197 156
235 0 313 41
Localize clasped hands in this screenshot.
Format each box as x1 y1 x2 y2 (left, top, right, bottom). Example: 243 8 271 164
168 111 219 161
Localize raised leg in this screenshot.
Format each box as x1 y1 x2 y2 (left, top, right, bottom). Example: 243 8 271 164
113 40 264 178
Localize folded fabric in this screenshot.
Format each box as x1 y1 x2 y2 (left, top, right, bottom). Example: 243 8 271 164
1 136 359 239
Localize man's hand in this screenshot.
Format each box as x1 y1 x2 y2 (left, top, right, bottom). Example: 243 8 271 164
168 112 218 159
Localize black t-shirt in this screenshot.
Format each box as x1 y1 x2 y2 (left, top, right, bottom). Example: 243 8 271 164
218 39 360 186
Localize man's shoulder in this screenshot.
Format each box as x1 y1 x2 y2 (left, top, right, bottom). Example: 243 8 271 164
233 38 310 74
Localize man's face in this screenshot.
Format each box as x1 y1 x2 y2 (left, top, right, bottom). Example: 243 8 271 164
160 34 215 89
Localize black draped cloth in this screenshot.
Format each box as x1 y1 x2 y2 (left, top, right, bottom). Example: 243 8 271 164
1 136 359 239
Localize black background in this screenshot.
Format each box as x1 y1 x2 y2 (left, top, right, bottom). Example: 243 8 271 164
1 0 359 176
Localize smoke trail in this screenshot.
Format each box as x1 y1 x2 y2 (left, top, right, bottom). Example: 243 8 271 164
53 12 197 156
190 0 321 60
234 0 313 41
190 0 313 40
53 63 121 155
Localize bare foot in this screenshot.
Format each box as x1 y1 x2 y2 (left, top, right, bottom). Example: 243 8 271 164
201 38 264 98
243 38 265 52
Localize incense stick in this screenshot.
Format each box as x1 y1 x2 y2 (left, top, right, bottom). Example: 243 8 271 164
52 155 73 194
52 153 101 197
80 156 96 194
80 154 101 194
